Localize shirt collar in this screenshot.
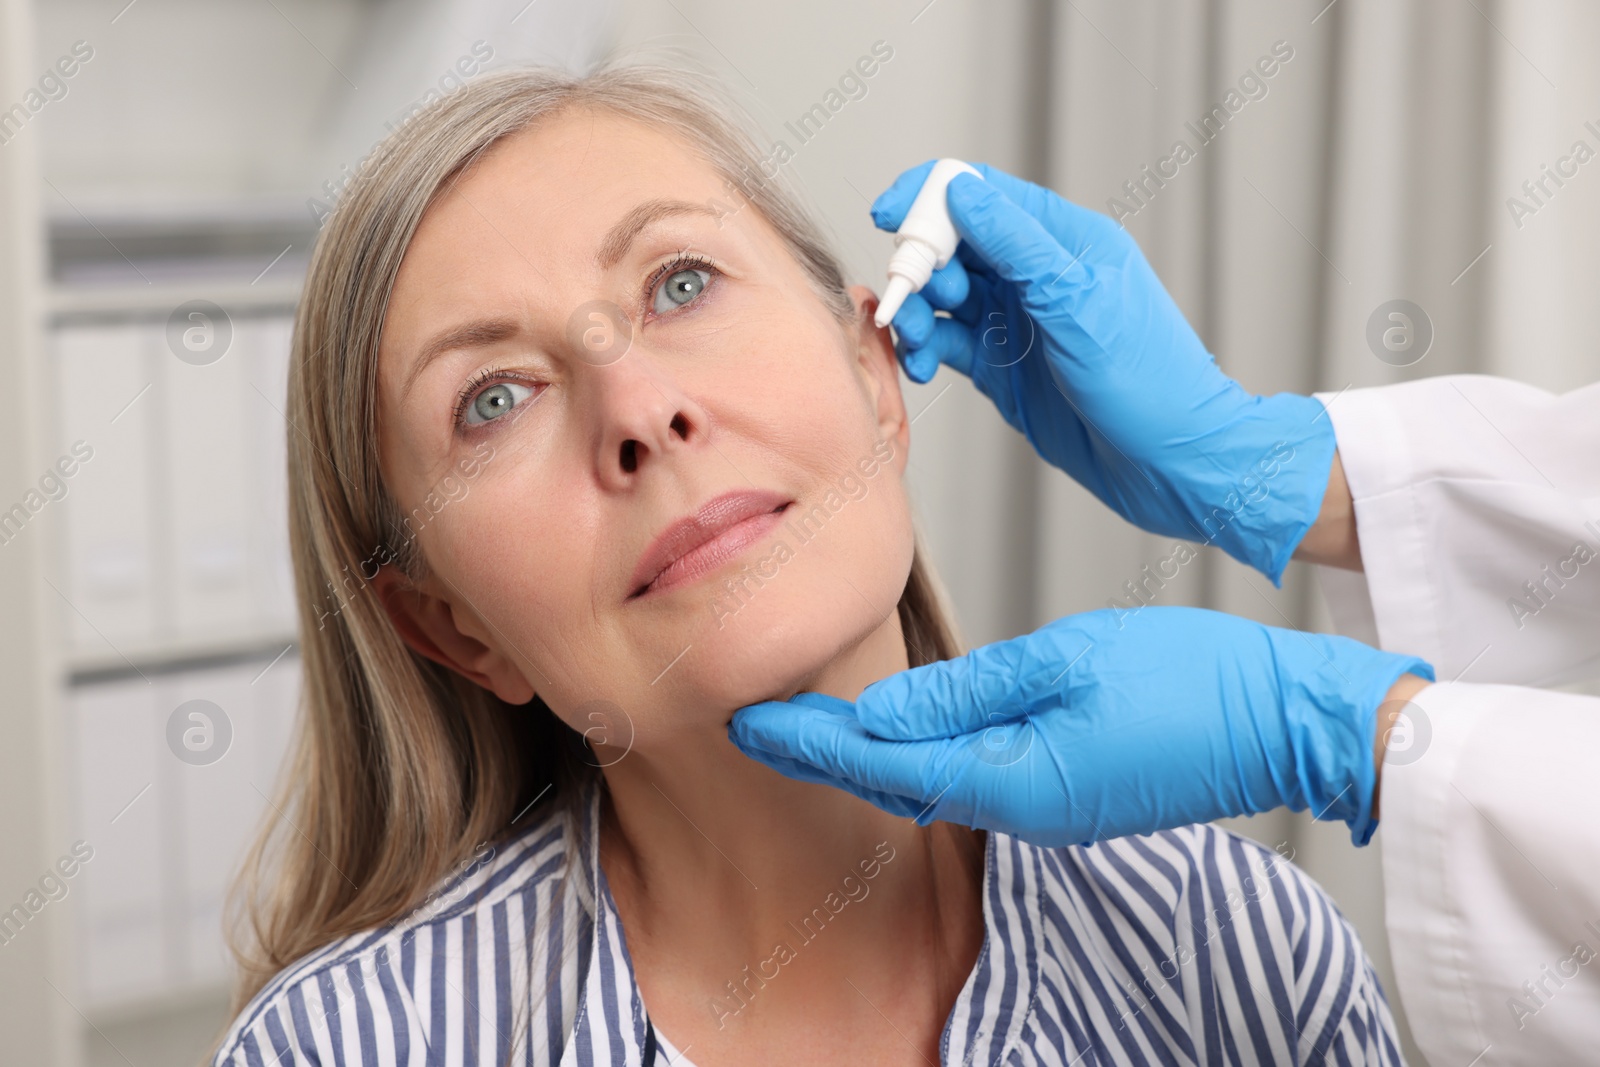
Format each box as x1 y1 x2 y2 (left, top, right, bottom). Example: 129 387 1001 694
560 777 652 1067
560 777 1043 1066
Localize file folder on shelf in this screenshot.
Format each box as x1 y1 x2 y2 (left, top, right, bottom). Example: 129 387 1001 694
55 324 159 657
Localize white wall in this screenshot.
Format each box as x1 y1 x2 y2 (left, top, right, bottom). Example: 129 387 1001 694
0 0 72 1061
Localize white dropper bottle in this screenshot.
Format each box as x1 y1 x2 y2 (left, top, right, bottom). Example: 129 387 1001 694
874 158 983 328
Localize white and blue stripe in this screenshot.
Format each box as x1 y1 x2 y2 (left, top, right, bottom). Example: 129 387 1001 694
213 778 1401 1065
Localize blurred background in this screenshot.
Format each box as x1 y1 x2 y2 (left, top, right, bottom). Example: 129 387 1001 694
2 0 1599 1063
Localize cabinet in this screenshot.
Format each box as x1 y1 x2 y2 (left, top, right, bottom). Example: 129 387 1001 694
45 211 313 1055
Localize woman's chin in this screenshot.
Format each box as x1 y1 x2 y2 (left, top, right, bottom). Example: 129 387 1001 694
610 505 917 732
662 569 904 716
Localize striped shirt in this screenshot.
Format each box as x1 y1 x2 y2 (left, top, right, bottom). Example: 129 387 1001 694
213 778 1401 1065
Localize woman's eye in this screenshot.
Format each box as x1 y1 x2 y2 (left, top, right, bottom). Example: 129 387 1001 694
652 268 710 314
463 380 532 426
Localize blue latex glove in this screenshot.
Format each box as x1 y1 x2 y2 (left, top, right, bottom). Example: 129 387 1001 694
729 607 1433 848
873 162 1337 584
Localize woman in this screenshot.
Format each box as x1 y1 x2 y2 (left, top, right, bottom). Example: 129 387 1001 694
212 65 1402 1065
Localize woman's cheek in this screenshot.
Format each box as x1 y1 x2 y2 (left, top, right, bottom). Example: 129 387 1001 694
452 503 571 615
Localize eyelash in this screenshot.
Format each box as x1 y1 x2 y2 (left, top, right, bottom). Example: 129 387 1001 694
643 249 719 310
449 251 721 431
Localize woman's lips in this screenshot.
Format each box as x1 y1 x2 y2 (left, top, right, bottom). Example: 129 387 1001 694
630 490 793 599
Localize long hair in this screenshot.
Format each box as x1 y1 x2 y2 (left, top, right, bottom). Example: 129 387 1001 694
221 60 965 1046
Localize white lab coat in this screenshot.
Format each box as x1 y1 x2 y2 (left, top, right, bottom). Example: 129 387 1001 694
1312 374 1600 1066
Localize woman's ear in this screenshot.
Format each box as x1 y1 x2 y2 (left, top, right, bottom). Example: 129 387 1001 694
371 563 536 704
847 284 911 471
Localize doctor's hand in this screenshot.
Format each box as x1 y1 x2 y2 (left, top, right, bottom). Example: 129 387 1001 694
873 162 1338 585
729 607 1432 848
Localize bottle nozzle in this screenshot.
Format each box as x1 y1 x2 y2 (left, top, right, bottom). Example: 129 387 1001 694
875 275 914 328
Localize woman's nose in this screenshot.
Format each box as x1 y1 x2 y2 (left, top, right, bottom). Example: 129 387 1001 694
589 354 708 486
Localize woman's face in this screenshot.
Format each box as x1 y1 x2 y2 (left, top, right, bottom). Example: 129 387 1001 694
373 108 915 746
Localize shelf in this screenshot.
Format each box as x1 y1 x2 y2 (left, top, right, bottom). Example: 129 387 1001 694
67 633 299 687
47 280 301 322
46 200 314 323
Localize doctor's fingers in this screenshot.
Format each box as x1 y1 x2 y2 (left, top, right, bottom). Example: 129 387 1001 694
944 174 1104 314
888 260 989 329
892 298 982 384
891 267 1008 384
871 160 1087 242
730 701 977 804
868 159 938 230
853 641 1049 742
731 742 929 820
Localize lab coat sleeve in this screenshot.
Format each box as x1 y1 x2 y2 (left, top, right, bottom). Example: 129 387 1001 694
1308 374 1600 1063
1375 681 1600 1064
1312 373 1600 686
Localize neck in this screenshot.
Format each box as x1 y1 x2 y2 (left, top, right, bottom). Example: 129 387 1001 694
595 608 987 1033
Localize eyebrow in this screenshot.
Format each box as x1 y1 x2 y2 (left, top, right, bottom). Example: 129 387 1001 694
596 198 719 269
401 317 520 404
401 199 722 402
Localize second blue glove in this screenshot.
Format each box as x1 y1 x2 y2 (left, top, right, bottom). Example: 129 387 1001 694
729 606 1433 848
